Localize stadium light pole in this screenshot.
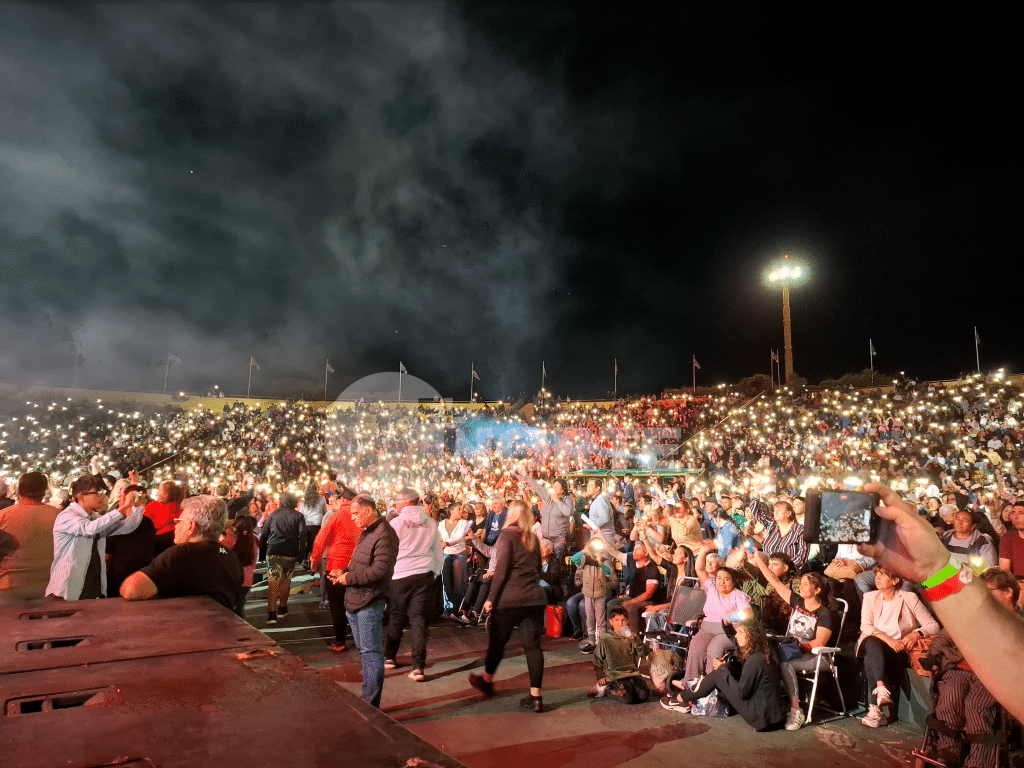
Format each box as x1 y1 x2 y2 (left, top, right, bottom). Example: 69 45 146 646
764 254 808 386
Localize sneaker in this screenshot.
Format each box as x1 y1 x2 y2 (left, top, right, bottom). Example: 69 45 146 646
571 630 586 641
872 684 892 707
266 612 277 625
384 659 397 670
520 694 543 713
278 605 289 617
319 601 330 610
660 695 690 713
580 642 596 654
468 673 495 697
329 641 346 654
861 704 884 728
409 669 425 682
785 708 806 731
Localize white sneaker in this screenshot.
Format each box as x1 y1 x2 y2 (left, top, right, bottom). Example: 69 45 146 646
861 704 884 728
785 708 806 730
872 684 892 707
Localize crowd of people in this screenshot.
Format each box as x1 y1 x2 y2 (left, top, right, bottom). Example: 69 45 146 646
2 370 1024 758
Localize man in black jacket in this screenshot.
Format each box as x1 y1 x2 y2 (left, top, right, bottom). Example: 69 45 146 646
330 494 398 708
259 492 306 625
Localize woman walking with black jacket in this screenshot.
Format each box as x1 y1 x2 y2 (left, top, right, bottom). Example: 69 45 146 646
468 499 547 712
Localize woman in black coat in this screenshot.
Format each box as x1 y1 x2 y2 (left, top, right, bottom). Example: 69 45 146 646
661 617 785 731
468 499 547 712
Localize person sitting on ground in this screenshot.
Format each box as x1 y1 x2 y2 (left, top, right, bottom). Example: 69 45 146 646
0 471 59 604
752 552 836 730
920 568 1020 768
856 564 940 728
591 606 650 704
121 495 242 612
661 616 786 731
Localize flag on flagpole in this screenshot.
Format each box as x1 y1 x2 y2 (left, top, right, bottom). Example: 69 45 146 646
771 351 779 363
250 356 260 370
472 367 480 381
870 340 877 356
326 361 335 374
399 361 408 374
542 361 547 377
168 352 181 364
614 358 618 375
975 329 981 346
692 356 700 370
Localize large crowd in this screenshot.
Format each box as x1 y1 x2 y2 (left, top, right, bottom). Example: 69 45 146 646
2 370 1024 762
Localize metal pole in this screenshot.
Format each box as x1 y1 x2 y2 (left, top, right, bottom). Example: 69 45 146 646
782 283 794 385
870 340 874 383
324 361 329 400
692 359 696 393
975 327 980 373
470 363 474 403
398 370 403 405
163 356 169 395
614 359 617 397
247 363 252 398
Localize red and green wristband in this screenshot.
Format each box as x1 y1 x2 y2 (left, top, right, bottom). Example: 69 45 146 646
920 559 972 602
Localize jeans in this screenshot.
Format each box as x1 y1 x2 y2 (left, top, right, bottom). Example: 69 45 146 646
585 595 607 645
859 635 909 704
486 605 545 689
325 579 349 644
441 552 468 613
384 571 433 670
347 598 386 708
566 592 585 633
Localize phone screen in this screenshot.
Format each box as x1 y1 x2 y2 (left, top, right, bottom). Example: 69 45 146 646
820 491 875 544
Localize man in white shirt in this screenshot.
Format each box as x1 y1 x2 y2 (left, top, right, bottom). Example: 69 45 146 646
46 475 144 601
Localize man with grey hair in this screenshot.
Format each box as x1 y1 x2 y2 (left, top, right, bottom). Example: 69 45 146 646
120 495 242 612
383 487 443 680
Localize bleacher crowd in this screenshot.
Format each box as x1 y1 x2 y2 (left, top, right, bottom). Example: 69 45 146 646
2 371 1024 762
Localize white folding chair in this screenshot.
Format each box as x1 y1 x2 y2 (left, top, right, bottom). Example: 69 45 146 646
800 597 849 723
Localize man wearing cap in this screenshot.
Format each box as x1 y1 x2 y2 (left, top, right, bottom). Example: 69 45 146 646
0 472 59 604
331 494 398 708
383 487 443 681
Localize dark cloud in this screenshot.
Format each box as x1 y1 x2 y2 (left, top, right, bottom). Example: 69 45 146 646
0 6 1020 400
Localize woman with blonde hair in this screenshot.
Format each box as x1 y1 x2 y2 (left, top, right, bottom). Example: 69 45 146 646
468 500 547 712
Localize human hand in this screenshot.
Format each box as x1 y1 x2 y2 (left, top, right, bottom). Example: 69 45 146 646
128 470 139 485
482 601 493 613
711 657 725 670
858 482 950 584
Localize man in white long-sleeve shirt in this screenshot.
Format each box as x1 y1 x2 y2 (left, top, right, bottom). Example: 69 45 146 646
383 487 443 681
46 475 145 601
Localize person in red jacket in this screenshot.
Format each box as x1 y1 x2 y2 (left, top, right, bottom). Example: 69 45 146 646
311 497 361 652
144 481 184 555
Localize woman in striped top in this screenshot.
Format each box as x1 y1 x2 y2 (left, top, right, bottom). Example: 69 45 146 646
750 499 807 570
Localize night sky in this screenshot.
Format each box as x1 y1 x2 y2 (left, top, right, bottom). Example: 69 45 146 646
1 5 1020 401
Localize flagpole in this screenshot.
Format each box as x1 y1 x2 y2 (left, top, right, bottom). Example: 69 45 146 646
614 359 617 397
870 339 874 383
247 361 253 398
470 362 474 403
541 361 546 392
163 355 169 395
975 327 980 373
324 360 329 400
398 364 403 406
692 358 696 393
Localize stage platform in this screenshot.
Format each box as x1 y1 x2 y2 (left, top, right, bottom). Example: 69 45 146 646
0 597 463 768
